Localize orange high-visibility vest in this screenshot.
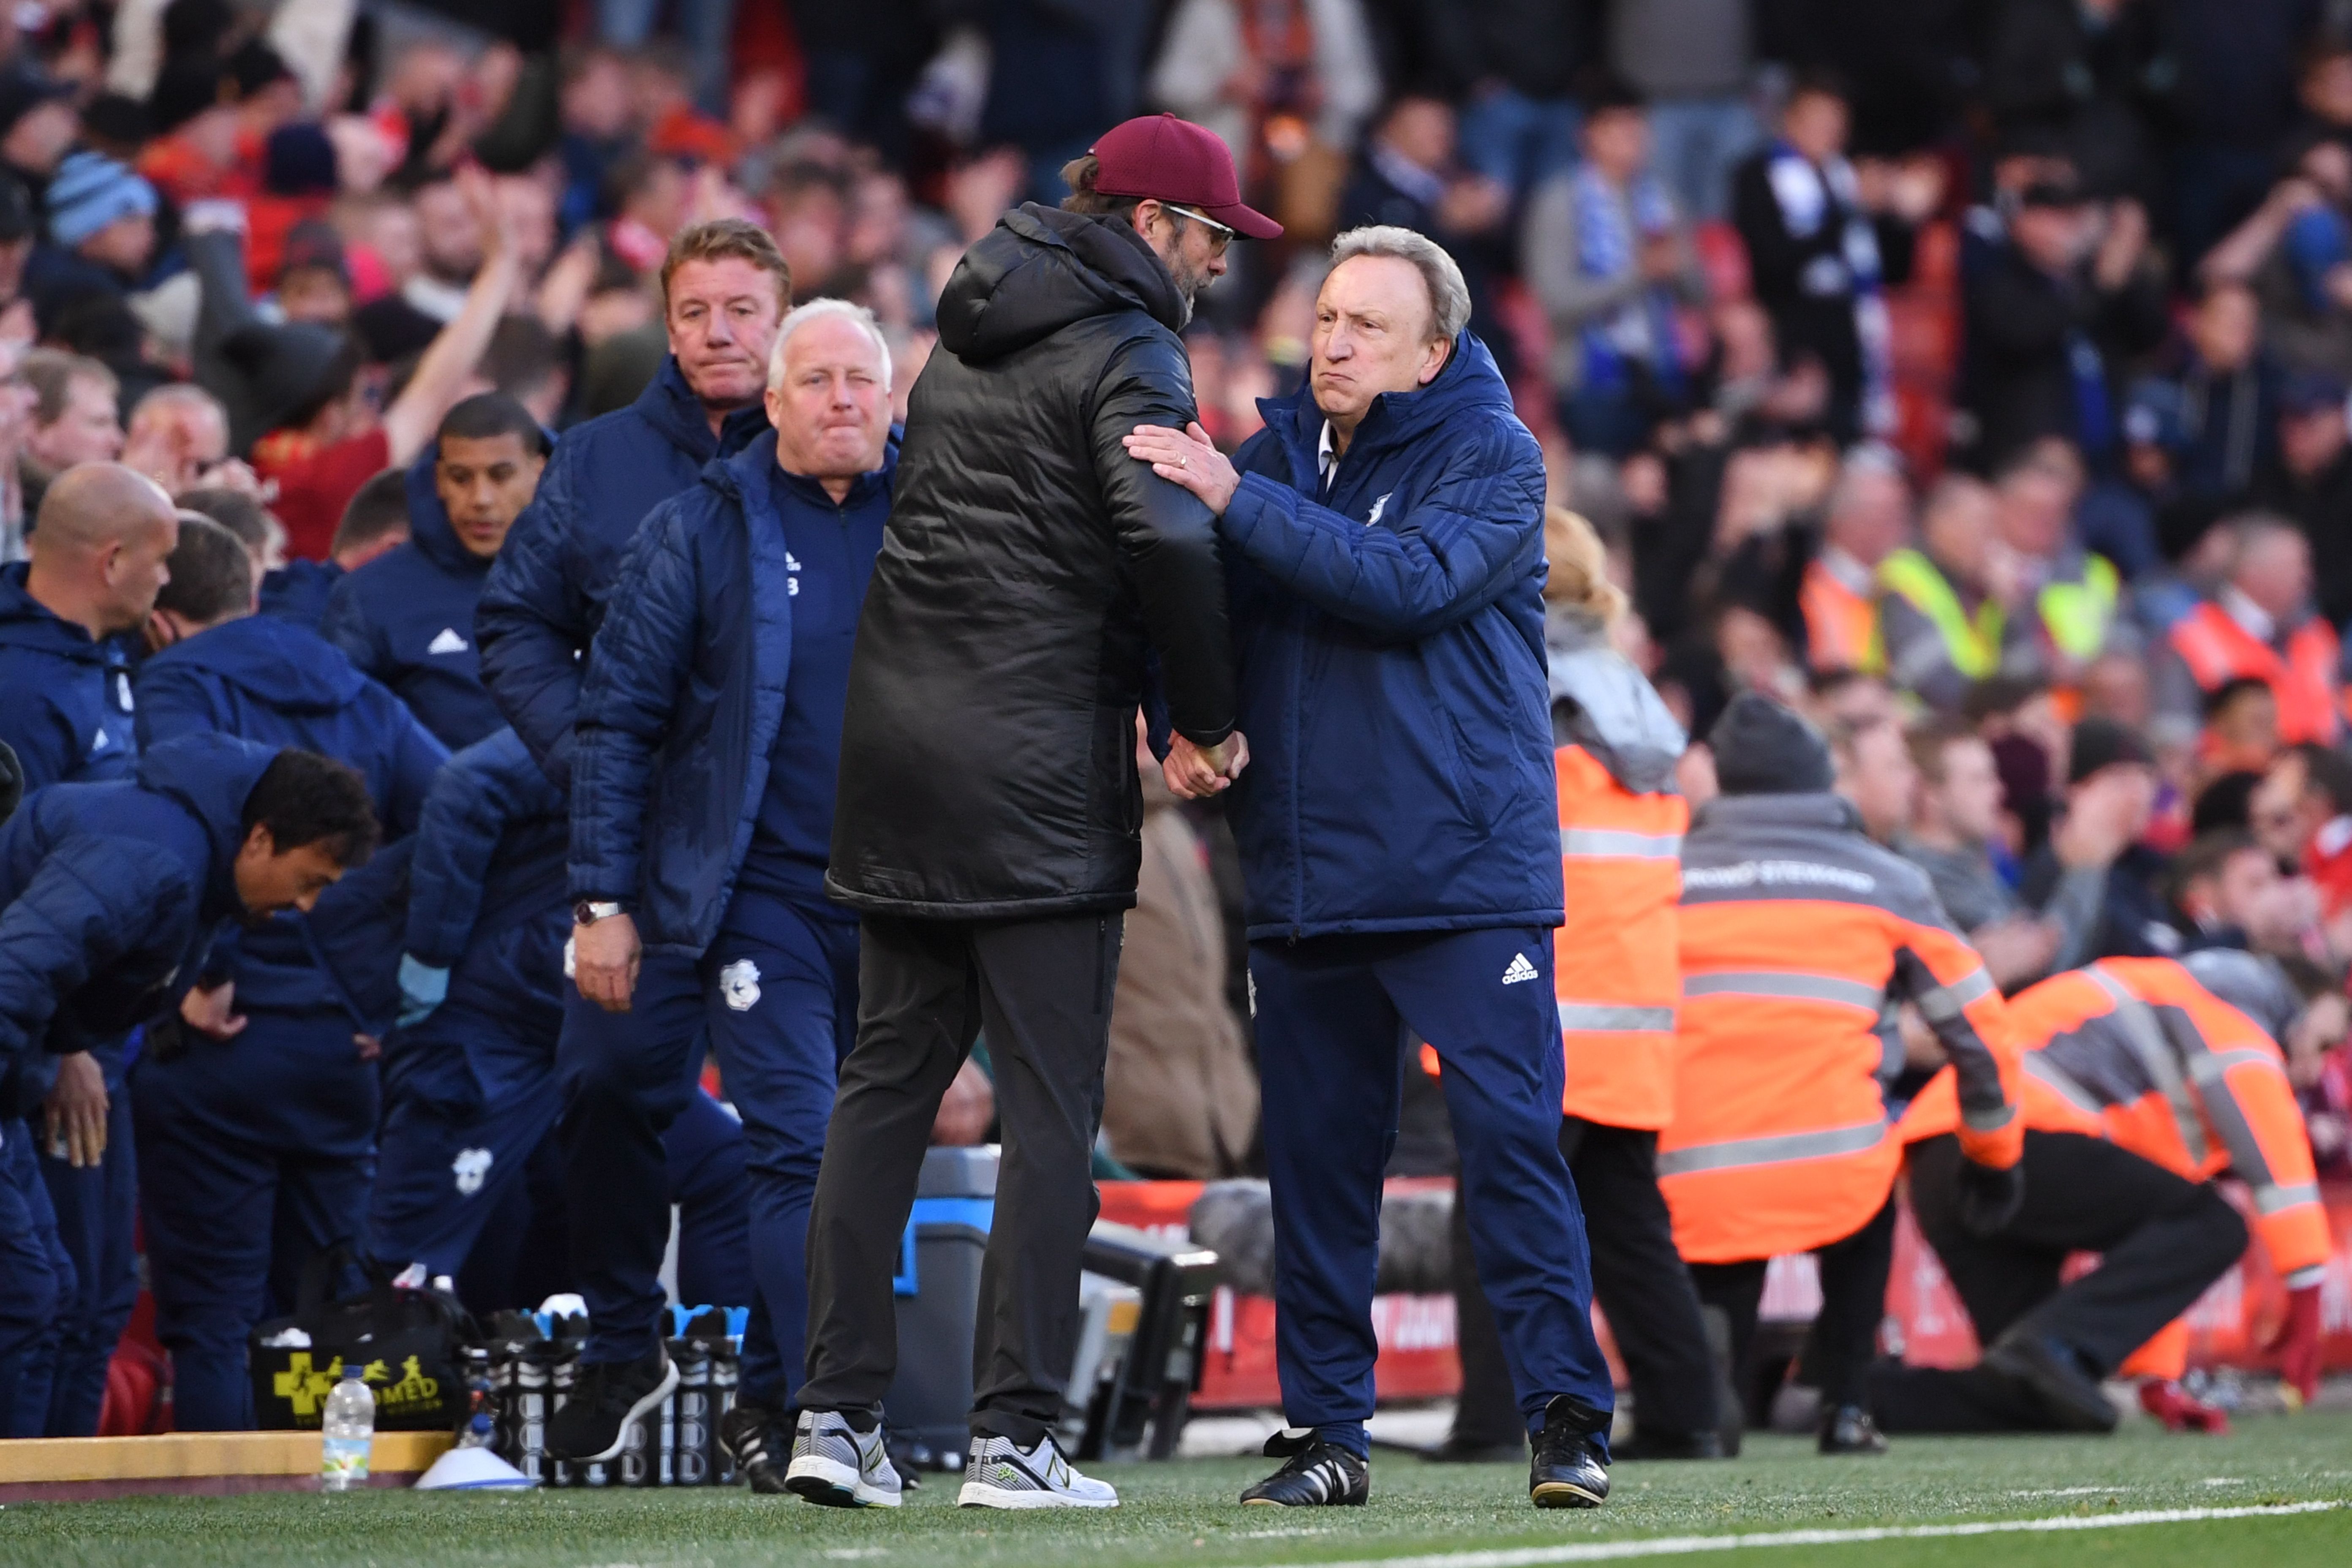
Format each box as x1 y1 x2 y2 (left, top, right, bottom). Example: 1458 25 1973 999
1552 744 1686 1130
1900 958 2330 1289
1801 560 1881 675
2167 602 2344 746
1662 797 2024 1266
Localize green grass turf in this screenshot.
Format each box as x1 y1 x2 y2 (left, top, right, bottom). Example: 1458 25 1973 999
3 1411 2349 1568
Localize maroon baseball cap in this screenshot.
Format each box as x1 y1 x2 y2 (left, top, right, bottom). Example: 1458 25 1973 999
1088 113 1282 240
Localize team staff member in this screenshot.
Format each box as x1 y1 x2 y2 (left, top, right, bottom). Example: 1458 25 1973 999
1881 951 2332 1434
322 393 549 749
1439 509 1724 1464
0 731 376 1434
1663 693 2026 1455
1132 229 1613 1511
131 518 447 1430
368 728 757 1331
0 464 176 1437
564 299 898 1481
798 116 1248 1513
475 218 788 1470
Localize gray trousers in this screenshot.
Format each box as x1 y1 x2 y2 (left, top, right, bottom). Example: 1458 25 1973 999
798 910 1120 1446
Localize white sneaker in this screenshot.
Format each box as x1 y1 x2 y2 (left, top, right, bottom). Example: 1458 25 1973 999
957 1432 1119 1509
784 1409 903 1508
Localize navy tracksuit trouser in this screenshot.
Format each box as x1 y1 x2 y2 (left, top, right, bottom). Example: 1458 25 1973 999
37 1071 138 1435
1251 927 1615 1459
0 1117 67 1437
132 1009 377 1432
558 889 852 1407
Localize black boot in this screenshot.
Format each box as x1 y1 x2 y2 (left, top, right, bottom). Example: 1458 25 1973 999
1529 1395 1609 1508
1816 1403 1889 1455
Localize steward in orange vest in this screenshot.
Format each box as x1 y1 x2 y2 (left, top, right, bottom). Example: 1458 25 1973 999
1440 578 1726 1462
1664 694 2026 1454
2165 588 2344 747
1801 553 1880 675
1883 952 2330 1434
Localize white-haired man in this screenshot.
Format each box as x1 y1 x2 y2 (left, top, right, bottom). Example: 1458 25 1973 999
1126 226 1614 1509
563 297 896 1484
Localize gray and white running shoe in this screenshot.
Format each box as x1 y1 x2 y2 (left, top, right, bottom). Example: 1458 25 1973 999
956 1431 1119 1509
784 1409 902 1508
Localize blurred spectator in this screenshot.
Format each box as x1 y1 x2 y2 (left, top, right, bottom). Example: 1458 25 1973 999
598 0 735 119
1606 0 1757 221
1877 474 2038 713
2167 827 2287 953
1828 710 1915 844
1957 178 2165 473
120 382 230 495
2162 0 2310 268
2196 675 2284 782
1990 443 2126 681
1440 0 1590 203
1798 447 1907 674
1730 71 1930 441
24 150 162 326
1897 719 2080 988
977 0 1152 206
1149 0 1380 245
2154 514 2340 746
1522 74 1706 457
2261 741 2352 927
1339 94 1513 372
1101 720 1259 1181
0 71 78 192
2159 280 2281 509
2202 137 2352 383
1979 0 2166 208
20 350 123 519
272 220 353 327
2020 716 2169 959
2254 372 2352 629
354 173 484 362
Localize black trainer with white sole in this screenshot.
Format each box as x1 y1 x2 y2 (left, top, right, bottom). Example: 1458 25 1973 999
1529 1395 1610 1508
543 1346 677 1464
1239 1429 1369 1506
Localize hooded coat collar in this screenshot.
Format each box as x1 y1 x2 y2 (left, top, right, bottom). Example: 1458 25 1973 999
0 562 107 660
150 613 368 713
633 354 773 464
134 730 278 920
936 204 1189 363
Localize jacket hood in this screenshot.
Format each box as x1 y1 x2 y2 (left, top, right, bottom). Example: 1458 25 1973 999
136 730 278 901
153 613 368 713
1549 641 1686 795
1258 329 1512 466
936 204 1189 363
632 354 773 465
1693 790 1864 836
0 563 106 662
401 440 487 577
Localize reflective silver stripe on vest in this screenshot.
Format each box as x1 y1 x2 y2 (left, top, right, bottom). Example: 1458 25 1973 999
1557 1001 1677 1033
1559 827 1683 860
2187 1048 2276 1086
1656 1119 1888 1178
2254 1181 2321 1215
2085 965 2208 1163
2025 1054 2106 1120
1961 1101 2017 1133
1682 970 1886 1012
1916 965 1996 1023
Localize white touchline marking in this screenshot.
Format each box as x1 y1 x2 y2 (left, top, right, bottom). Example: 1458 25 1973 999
1302 1500 2347 1568
2008 1487 2113 1498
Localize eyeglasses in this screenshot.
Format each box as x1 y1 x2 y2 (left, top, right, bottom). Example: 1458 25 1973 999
1162 203 1234 253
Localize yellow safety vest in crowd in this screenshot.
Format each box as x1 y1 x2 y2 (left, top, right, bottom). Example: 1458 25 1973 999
2036 555 2119 662
1877 548 2004 681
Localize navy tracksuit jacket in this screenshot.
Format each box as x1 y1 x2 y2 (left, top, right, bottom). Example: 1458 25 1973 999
131 612 448 1430
1220 333 1612 1454
321 441 507 751
0 732 277 1434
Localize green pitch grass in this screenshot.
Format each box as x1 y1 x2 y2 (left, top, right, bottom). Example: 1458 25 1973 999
4 1411 2349 1568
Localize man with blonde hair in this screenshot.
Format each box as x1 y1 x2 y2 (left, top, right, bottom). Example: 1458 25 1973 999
1130 224 1614 1510
478 217 792 1469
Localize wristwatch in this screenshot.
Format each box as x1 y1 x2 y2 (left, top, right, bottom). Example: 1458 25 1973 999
573 899 626 926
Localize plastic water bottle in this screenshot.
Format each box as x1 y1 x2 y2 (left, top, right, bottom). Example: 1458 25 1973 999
320 1368 375 1492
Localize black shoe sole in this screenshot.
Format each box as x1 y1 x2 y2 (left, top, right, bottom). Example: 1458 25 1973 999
785 1473 866 1508
544 1358 681 1464
1532 1480 1607 1508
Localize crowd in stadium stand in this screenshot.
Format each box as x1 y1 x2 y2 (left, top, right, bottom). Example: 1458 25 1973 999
0 0 2347 1452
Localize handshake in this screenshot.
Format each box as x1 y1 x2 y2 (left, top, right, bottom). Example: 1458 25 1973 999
1163 732 1250 800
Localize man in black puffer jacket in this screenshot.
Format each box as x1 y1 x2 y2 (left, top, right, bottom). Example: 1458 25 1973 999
791 114 1275 1512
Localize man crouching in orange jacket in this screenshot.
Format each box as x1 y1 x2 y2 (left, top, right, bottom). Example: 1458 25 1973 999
1662 694 2028 1454
1879 950 2333 1434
